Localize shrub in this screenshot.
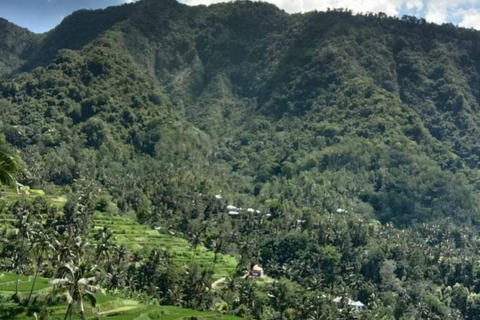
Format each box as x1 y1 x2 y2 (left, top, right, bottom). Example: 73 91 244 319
148 308 165 319
95 196 110 212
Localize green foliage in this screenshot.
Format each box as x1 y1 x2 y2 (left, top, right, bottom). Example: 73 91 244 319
0 143 20 188
3 1 480 319
0 18 42 77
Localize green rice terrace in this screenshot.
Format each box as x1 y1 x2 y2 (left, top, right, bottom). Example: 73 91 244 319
0 188 240 319
0 271 244 320
0 273 50 293
91 212 237 280
0 187 237 280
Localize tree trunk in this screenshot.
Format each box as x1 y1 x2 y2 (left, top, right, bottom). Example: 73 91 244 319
214 250 218 263
15 269 19 297
27 259 41 305
63 304 72 320
80 295 86 320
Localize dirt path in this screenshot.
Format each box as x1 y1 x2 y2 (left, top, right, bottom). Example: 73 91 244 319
212 277 226 288
99 305 140 315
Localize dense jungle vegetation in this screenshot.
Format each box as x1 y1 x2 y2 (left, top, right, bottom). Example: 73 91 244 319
3 0 480 319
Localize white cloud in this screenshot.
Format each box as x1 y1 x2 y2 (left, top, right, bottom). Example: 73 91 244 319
168 0 480 29
458 8 480 29
180 0 423 15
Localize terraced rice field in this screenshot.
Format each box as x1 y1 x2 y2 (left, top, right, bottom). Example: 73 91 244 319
11 294 243 320
92 212 237 279
0 189 245 319
0 273 50 293
90 305 245 320
0 190 238 280
0 270 245 320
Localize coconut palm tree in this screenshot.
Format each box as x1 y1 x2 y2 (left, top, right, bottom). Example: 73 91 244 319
28 230 56 304
223 274 239 294
7 201 35 299
51 262 102 320
55 236 75 265
93 227 116 266
0 144 19 190
167 285 186 306
0 230 28 298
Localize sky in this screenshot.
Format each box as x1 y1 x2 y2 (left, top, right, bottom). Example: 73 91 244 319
1 0 480 34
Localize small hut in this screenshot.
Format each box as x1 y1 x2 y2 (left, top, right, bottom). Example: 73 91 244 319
250 265 264 277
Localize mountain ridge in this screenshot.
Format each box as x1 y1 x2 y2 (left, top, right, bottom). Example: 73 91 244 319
4 1 480 318
2 0 480 225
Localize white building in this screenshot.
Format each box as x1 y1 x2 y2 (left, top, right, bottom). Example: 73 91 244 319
333 297 365 312
250 265 264 277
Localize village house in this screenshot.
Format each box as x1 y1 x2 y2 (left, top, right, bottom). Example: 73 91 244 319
228 211 240 217
333 297 365 312
250 265 264 277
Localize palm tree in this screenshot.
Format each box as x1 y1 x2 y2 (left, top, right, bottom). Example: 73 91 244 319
239 279 257 312
167 285 186 306
0 230 28 298
7 200 36 299
94 227 116 266
223 274 239 294
51 262 102 320
28 230 56 304
55 236 75 265
106 268 126 291
212 230 229 263
0 144 19 190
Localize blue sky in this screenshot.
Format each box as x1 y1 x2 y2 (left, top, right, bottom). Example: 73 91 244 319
2 0 480 34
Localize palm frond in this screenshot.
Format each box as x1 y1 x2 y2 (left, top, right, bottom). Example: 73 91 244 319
83 291 97 308
51 278 71 286
58 264 76 277
0 146 18 187
66 292 73 304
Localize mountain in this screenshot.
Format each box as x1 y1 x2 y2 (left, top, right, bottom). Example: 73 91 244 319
3 0 480 225
0 18 42 77
3 1 480 318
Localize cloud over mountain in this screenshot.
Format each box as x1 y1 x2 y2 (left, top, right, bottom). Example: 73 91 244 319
178 0 480 29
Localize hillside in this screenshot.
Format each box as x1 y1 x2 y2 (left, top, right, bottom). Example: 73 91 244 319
2 0 480 225
0 18 42 77
0 189 236 280
3 0 480 319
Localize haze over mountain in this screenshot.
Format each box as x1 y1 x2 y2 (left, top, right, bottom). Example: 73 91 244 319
3 0 480 318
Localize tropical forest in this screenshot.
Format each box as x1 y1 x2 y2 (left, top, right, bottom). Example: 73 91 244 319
2 0 480 319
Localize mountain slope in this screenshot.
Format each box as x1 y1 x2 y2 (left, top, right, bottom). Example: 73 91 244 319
2 0 480 226
0 18 42 77
5 1 480 319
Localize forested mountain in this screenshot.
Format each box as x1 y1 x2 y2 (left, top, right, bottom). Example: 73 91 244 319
3 0 480 319
0 18 42 77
